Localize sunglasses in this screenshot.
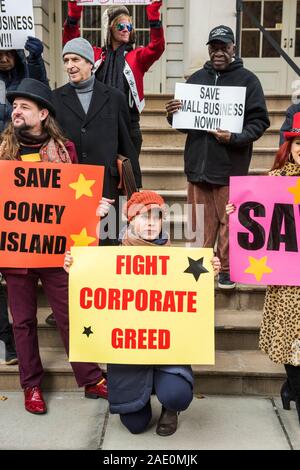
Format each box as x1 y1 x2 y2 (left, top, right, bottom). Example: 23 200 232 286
116 23 133 32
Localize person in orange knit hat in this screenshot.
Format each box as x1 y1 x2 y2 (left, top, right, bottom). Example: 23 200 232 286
64 190 221 436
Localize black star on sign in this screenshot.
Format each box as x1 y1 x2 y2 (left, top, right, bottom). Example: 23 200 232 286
83 327 93 338
184 257 209 281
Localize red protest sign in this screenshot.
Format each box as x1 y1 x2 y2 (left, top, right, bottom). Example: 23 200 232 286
0 161 104 268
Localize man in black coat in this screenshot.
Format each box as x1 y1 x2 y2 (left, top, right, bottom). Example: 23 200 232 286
166 25 270 289
53 37 141 231
51 37 141 326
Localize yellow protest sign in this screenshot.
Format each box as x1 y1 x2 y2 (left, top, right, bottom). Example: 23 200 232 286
69 246 215 365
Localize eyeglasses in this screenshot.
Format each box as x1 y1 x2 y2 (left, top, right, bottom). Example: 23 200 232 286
116 23 133 32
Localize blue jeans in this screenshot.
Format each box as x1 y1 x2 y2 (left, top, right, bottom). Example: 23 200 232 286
120 369 193 434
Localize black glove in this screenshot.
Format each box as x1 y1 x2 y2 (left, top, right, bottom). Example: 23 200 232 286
24 36 44 58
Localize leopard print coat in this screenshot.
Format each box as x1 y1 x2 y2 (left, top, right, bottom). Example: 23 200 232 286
259 161 300 366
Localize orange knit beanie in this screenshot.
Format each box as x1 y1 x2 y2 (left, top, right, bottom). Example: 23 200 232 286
123 191 166 222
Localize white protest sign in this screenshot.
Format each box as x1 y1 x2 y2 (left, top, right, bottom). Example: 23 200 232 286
0 0 35 50
77 0 151 5
173 83 246 134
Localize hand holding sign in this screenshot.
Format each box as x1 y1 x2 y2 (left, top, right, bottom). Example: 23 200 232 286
0 0 35 50
24 36 43 59
210 128 232 144
166 99 182 116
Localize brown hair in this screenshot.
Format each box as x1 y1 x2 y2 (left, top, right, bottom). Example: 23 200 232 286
111 14 136 44
0 112 67 161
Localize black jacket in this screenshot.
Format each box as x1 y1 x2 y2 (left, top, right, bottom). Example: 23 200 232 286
279 103 300 146
172 59 270 186
52 79 142 199
0 50 48 133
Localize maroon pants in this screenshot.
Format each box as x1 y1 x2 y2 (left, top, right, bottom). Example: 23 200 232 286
187 182 229 272
4 268 102 389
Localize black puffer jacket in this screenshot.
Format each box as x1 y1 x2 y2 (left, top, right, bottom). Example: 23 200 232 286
173 59 270 186
0 50 48 133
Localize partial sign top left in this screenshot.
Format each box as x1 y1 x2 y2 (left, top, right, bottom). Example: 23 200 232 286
0 0 35 50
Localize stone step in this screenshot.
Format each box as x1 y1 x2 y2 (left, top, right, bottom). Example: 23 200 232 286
140 147 277 170
141 128 280 148
35 307 263 351
3 276 266 316
145 94 293 111
140 109 286 128
141 128 185 147
215 309 262 350
256 130 280 148
215 285 266 311
142 167 267 191
0 348 283 396
193 350 284 396
30 283 268 311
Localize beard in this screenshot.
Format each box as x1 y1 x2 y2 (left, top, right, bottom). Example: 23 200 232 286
14 123 48 145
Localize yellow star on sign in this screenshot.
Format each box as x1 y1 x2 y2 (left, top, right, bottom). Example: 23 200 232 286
244 256 273 282
70 228 96 246
288 178 300 204
69 173 96 200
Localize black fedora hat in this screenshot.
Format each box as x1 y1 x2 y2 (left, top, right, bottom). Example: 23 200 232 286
6 78 56 117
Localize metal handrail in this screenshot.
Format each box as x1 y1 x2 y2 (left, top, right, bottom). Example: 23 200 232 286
236 0 300 76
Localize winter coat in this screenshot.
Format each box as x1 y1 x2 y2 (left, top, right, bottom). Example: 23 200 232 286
108 364 194 414
63 2 165 114
52 79 141 200
107 229 194 415
0 50 48 133
259 161 300 367
171 59 270 186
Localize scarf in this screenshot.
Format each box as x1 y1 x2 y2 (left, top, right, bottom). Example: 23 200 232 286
0 135 72 164
96 44 130 93
269 160 300 177
121 225 171 247
15 127 49 145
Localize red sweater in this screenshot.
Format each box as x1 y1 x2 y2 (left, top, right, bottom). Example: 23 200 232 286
63 2 165 113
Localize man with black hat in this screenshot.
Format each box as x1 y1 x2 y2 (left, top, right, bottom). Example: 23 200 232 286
0 78 108 415
0 36 48 365
166 25 270 289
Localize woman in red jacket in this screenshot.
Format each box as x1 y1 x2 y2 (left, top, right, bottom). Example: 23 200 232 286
63 0 165 156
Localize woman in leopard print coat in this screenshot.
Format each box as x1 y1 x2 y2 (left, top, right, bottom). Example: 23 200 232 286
227 112 300 426
259 117 300 425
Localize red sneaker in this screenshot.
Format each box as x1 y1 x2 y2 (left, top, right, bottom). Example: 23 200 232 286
24 386 47 415
85 377 108 400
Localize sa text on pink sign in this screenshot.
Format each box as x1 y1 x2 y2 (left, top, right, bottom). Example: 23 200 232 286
229 176 300 286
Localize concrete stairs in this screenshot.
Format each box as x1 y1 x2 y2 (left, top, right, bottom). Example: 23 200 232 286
0 94 289 397
140 94 289 243
0 284 284 395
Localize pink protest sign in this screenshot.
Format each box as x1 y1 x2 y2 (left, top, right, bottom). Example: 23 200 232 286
229 176 300 286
